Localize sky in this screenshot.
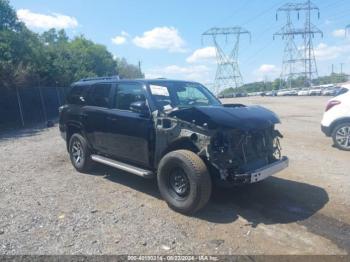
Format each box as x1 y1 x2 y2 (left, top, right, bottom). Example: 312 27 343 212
9 0 350 85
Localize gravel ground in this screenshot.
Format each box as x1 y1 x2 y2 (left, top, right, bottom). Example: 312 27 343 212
0 96 349 255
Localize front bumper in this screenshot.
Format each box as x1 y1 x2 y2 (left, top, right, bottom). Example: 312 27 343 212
249 156 289 183
215 156 289 187
321 125 332 137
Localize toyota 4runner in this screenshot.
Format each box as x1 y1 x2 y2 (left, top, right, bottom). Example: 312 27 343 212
59 77 289 214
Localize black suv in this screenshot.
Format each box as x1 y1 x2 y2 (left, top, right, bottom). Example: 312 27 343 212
59 77 288 214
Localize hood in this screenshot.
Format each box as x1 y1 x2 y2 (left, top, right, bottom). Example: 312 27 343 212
168 105 280 131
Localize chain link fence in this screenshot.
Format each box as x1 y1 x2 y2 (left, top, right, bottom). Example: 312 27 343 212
0 86 68 130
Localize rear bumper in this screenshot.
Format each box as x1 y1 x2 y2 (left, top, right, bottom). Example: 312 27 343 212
321 125 331 137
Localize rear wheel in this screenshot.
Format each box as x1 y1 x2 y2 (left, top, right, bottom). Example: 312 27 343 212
69 133 95 172
332 122 350 151
157 150 212 214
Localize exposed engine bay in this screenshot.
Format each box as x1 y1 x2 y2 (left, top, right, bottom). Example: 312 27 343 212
208 127 283 185
153 103 286 186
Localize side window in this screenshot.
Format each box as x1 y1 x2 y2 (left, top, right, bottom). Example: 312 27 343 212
114 83 146 110
67 85 87 104
176 85 210 105
87 83 112 108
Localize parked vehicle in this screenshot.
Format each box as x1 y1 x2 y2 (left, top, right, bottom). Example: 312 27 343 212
321 86 350 151
265 91 277 96
59 77 289 214
322 88 337 96
309 88 322 96
298 89 310 96
277 90 289 96
277 89 298 96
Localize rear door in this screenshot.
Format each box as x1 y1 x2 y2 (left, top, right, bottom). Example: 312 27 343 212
105 82 154 168
83 83 113 154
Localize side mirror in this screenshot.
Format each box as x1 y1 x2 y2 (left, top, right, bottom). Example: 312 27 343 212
130 101 150 116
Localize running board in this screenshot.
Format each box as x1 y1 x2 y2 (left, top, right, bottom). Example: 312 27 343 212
91 155 155 179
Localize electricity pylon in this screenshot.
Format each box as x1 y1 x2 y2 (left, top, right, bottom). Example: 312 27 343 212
202 27 251 95
274 0 323 88
274 11 305 88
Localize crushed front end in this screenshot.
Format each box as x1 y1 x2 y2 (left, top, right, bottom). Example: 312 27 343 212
208 126 288 186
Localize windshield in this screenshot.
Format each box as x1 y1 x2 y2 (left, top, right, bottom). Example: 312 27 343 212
148 81 221 111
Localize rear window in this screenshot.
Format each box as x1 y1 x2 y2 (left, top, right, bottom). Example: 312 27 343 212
86 83 112 108
66 85 88 104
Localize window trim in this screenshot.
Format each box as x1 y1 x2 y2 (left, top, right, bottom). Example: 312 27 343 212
112 81 149 113
86 82 114 109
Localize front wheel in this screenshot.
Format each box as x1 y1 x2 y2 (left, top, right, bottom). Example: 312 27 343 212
157 150 212 214
332 122 350 151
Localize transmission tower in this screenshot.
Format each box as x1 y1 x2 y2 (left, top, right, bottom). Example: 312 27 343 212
274 11 305 88
274 0 323 88
202 27 251 94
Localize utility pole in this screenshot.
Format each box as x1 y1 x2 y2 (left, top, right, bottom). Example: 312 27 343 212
274 0 323 88
202 27 251 95
138 60 142 72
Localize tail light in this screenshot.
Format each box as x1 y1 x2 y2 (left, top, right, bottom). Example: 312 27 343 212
325 100 341 112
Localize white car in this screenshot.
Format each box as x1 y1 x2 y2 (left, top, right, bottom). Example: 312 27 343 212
298 89 310 96
309 88 322 96
321 86 350 151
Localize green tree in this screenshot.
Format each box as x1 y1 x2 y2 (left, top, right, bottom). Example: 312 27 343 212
0 0 145 89
0 0 21 31
116 58 144 79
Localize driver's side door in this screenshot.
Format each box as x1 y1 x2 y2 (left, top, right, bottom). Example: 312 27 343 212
105 82 154 168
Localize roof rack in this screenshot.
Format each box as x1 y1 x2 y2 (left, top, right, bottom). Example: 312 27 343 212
79 75 120 82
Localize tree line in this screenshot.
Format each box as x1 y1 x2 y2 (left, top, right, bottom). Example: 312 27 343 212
220 73 349 95
0 0 144 89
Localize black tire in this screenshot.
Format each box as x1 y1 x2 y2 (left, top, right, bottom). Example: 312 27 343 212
157 150 212 214
332 122 350 151
69 133 95 172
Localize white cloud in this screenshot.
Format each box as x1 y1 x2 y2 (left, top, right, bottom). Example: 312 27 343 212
254 64 280 81
17 9 78 29
314 42 350 61
332 29 346 38
145 65 212 82
121 31 129 37
257 64 279 74
133 27 186 52
112 36 127 45
186 46 216 63
112 31 130 45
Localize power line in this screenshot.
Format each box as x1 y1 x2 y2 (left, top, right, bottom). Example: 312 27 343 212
317 0 347 10
241 0 286 26
211 0 253 28
241 39 276 66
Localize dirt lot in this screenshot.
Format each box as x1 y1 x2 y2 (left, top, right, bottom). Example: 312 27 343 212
0 96 349 255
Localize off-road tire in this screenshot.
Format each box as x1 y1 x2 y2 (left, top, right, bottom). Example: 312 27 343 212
157 150 212 214
69 133 95 172
332 122 350 151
